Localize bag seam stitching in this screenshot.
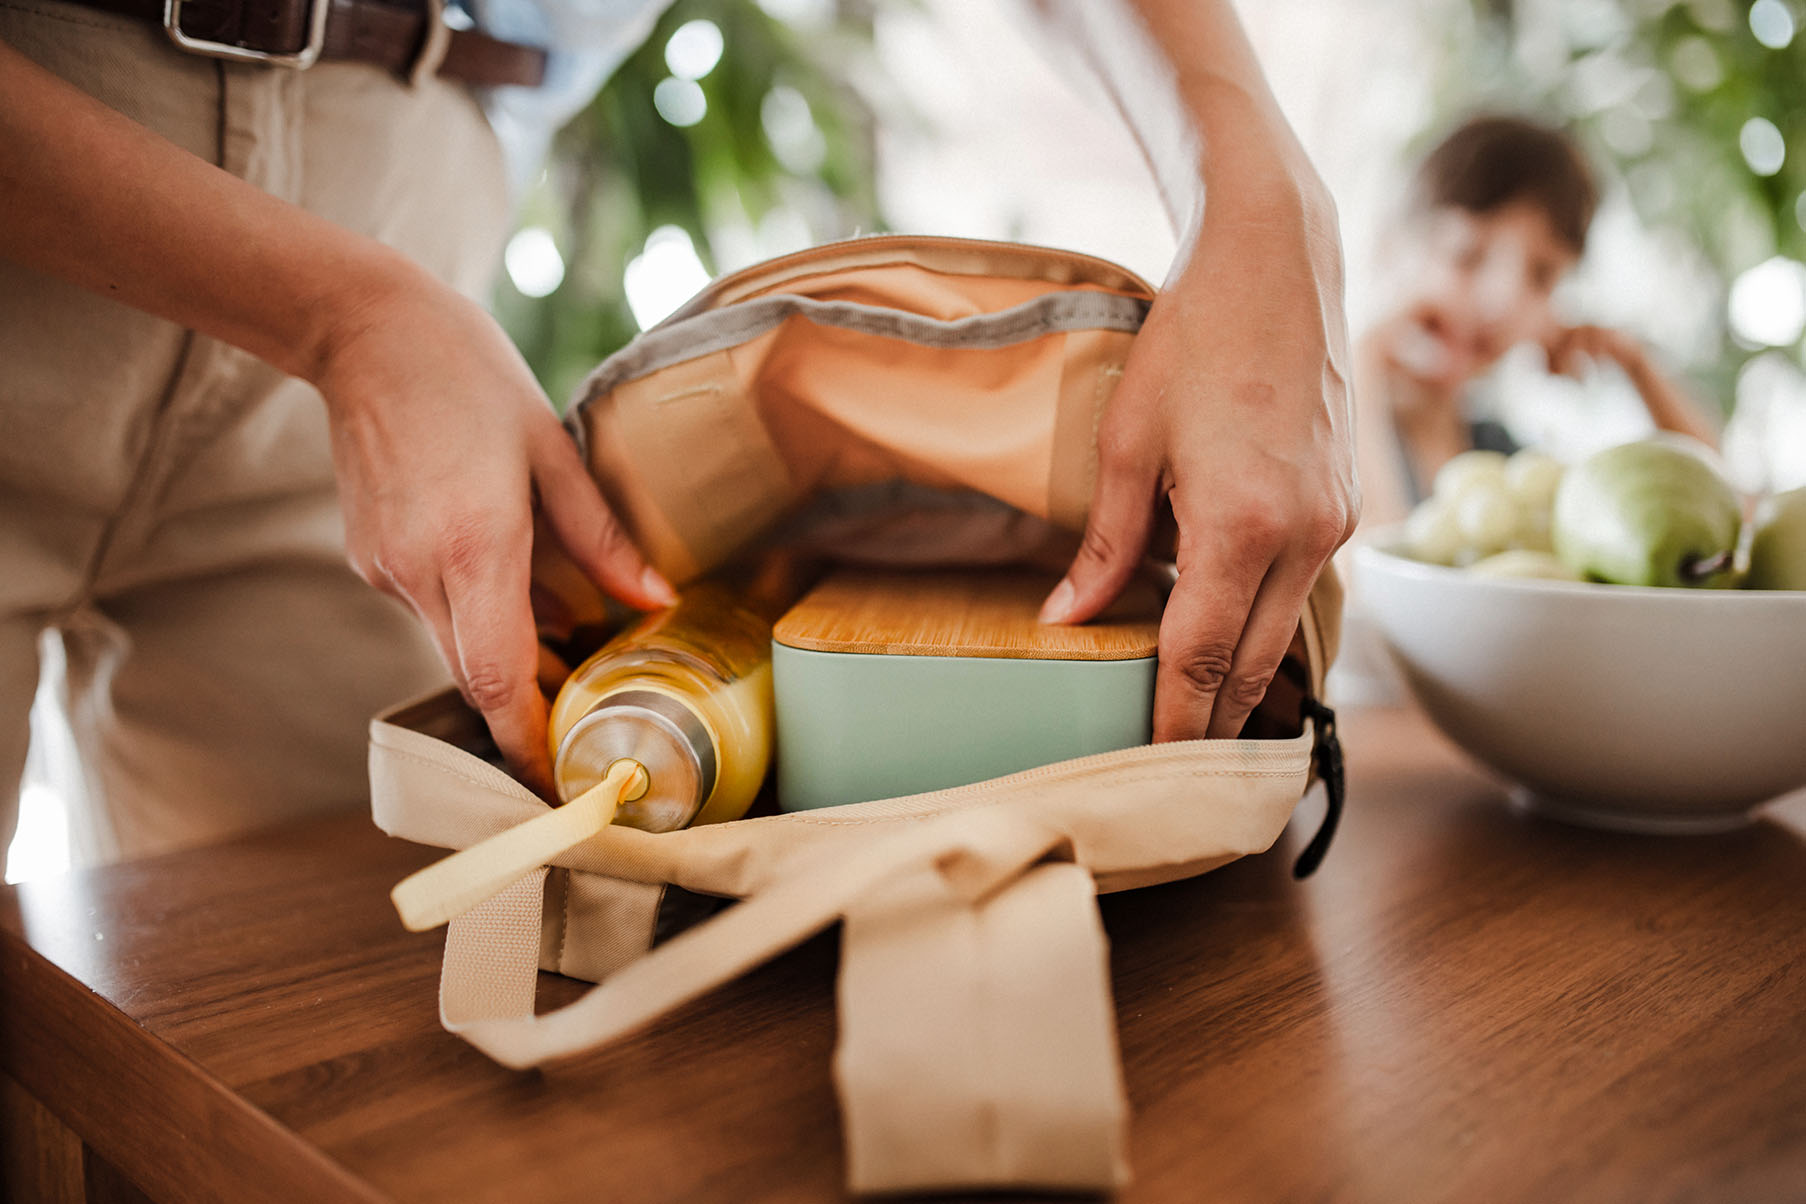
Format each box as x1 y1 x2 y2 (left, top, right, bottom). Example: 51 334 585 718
555 870 571 975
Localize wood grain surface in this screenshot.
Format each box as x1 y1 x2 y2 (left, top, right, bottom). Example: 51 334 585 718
772 568 1162 660
3 706 1803 1204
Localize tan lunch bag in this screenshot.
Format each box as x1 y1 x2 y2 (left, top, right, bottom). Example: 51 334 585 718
370 236 1346 1196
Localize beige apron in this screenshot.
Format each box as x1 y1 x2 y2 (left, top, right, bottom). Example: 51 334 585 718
0 0 506 862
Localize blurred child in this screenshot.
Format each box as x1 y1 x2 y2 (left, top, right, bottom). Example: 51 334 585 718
1354 115 1717 527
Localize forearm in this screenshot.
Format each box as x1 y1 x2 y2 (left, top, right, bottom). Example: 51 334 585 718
1625 356 1719 448
1023 0 1331 255
1023 0 1357 740
0 37 414 386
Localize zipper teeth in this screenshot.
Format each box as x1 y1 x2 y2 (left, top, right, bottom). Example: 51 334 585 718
674 233 1158 320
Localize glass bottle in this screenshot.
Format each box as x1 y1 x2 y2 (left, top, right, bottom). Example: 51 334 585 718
547 582 774 832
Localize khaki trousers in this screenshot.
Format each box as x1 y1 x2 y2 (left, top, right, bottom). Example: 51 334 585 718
0 0 510 862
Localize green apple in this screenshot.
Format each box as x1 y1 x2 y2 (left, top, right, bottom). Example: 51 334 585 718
1552 439 1742 587
1453 479 1518 560
1500 451 1563 552
1433 449 1509 505
1467 549 1581 580
1745 486 1806 590
1504 449 1566 512
1511 508 1555 553
1405 497 1463 565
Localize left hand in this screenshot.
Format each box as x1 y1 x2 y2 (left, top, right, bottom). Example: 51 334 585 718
1039 177 1359 741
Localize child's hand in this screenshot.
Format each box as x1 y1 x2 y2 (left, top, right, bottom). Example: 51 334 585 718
1544 323 1644 379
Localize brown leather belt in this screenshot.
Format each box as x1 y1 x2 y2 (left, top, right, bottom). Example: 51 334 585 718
78 0 546 87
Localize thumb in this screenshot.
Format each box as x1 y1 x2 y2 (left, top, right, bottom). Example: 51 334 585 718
1040 439 1159 625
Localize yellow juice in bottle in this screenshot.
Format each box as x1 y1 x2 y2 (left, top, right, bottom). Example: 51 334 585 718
548 583 773 832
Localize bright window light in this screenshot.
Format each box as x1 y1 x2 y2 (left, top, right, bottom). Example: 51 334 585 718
654 76 707 127
4 783 70 884
503 226 565 298
1741 116 1786 176
665 19 724 81
1728 256 1806 347
624 226 711 330
1751 0 1796 48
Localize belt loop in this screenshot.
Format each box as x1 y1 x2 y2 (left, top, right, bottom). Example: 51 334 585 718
408 0 453 86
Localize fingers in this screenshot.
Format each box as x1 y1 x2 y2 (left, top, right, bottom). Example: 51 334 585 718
533 430 676 611
1040 422 1160 625
1543 325 1582 378
1154 487 1348 742
1546 325 1635 379
1152 549 1261 742
357 540 462 698
360 527 555 792
439 516 559 799
1202 555 1321 739
342 423 675 801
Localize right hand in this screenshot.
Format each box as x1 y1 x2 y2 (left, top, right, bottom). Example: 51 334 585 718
310 262 675 798
1038 166 1357 745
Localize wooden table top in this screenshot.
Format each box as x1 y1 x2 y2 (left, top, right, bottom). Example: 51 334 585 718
3 706 1804 1204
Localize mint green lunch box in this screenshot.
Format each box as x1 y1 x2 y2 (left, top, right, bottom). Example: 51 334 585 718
771 569 1159 811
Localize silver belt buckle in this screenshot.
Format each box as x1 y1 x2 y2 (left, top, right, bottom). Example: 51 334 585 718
163 0 329 66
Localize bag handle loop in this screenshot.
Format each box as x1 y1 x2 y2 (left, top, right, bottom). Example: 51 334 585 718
436 807 1130 1191
443 807 1063 1064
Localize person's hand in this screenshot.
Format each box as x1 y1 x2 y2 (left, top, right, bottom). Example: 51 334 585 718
1544 323 1645 379
0 36 675 792
1543 322 1720 447
310 262 676 796
1039 177 1358 741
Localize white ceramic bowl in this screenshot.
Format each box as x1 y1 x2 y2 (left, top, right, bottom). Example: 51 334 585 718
1352 536 1806 833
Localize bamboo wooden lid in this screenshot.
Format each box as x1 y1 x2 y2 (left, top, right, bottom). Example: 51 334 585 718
772 568 1163 661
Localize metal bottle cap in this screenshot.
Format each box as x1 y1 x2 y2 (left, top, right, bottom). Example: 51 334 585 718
554 689 718 833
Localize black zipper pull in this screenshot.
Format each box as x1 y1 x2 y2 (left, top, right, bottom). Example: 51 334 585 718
1291 698 1345 879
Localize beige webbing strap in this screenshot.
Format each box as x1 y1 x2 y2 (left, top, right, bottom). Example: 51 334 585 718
440 869 547 1028
837 860 1128 1192
437 809 1063 1060
439 870 667 1021
430 810 1126 1191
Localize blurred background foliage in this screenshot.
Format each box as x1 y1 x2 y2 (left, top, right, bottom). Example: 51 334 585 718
487 0 1806 461
492 0 899 408
1425 0 1806 401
